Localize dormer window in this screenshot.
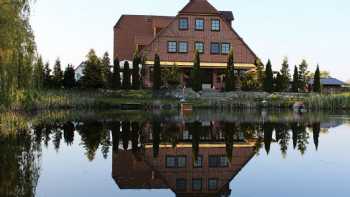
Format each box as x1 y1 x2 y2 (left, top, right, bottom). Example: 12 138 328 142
195 19 204 31
211 19 220 31
179 18 189 30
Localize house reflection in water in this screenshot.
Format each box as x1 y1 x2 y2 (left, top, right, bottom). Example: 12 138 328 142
112 121 257 197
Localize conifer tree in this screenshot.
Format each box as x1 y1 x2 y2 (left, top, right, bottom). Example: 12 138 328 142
111 58 121 90
313 65 321 93
191 50 202 92
63 64 76 89
274 72 283 92
122 61 131 90
298 59 309 92
225 48 235 91
292 66 299 92
33 56 45 90
43 62 52 89
101 52 111 88
81 49 104 89
255 58 264 90
280 57 291 92
132 50 141 89
263 59 274 93
53 58 63 89
153 54 161 91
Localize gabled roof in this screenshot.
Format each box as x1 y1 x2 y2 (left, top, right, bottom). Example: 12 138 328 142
179 0 219 15
309 77 346 86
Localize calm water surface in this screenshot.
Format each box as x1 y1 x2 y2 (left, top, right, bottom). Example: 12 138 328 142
1 110 349 197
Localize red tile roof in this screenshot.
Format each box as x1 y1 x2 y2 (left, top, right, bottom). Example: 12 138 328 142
114 15 174 60
179 0 219 14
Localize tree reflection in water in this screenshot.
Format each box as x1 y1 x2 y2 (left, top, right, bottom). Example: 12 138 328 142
0 111 332 197
0 131 41 197
21 119 324 162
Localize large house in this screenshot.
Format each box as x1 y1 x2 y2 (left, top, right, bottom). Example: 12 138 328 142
114 0 259 90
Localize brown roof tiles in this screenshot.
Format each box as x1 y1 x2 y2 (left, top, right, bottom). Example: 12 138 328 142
114 15 174 60
179 0 219 15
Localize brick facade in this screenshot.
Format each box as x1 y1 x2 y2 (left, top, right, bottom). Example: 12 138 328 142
114 0 259 90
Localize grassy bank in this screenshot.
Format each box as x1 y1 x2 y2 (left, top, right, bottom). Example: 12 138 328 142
1 89 350 112
4 89 179 111
304 93 350 110
190 91 350 111
2 109 347 136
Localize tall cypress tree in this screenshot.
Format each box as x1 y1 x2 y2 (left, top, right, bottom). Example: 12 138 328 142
191 50 202 92
122 61 131 90
111 58 121 90
63 64 76 89
263 59 274 93
153 54 161 91
292 66 299 92
225 48 235 91
313 65 321 93
132 50 141 90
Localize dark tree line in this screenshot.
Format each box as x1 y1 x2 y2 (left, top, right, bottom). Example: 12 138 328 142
262 58 321 93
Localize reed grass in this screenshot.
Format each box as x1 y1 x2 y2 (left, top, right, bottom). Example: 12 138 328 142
304 93 350 110
0 112 29 136
2 89 155 111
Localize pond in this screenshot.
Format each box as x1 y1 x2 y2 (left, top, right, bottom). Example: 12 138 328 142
0 110 349 197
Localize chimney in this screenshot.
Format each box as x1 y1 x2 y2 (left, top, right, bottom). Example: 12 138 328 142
219 11 234 26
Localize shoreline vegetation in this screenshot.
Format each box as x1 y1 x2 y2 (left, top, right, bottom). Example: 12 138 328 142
1 108 348 136
1 89 350 112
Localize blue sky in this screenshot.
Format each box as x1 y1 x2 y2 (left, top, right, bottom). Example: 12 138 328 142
31 0 350 81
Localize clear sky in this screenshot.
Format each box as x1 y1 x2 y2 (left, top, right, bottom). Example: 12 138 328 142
30 0 350 81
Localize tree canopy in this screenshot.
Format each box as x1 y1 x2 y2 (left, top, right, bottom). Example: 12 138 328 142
292 66 299 92
80 49 104 89
153 54 161 91
313 65 321 93
191 50 202 92
63 64 76 89
298 59 309 92
0 0 36 106
263 60 274 93
33 56 45 90
225 49 235 91
132 50 141 90
111 58 121 90
280 57 291 91
122 61 131 90
101 52 112 88
255 58 264 90
52 58 63 89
